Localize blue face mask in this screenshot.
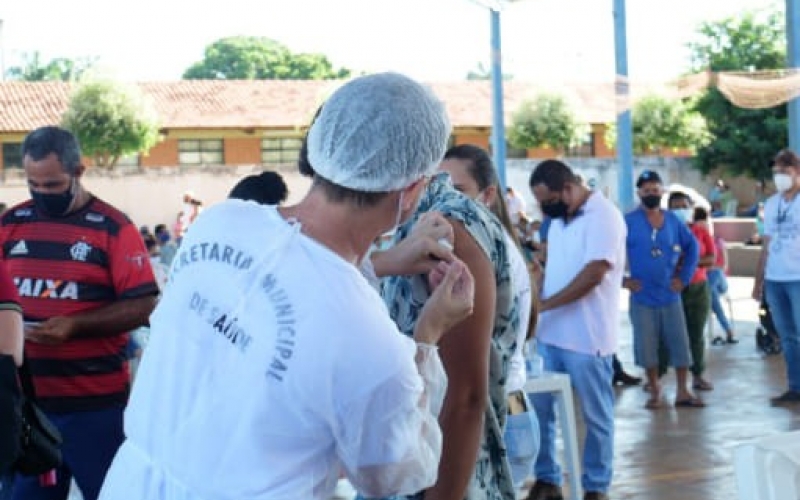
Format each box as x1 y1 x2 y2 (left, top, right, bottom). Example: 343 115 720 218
157 233 171 244
672 208 693 223
30 178 75 217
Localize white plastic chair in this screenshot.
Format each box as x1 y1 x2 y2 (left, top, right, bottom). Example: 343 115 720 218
734 431 800 500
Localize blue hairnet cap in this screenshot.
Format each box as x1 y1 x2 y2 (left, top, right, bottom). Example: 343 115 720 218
307 72 452 192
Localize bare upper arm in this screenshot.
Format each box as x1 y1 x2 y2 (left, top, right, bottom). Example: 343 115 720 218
437 220 495 401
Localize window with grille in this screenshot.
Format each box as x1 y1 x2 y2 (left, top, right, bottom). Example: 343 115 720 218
178 139 224 166
2 143 22 169
261 137 302 167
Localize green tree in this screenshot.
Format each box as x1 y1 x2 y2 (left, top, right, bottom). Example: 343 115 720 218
61 79 160 168
604 94 711 154
507 93 588 154
6 51 95 81
183 36 351 80
687 8 786 179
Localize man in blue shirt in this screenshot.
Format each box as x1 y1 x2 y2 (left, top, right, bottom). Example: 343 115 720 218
623 171 703 409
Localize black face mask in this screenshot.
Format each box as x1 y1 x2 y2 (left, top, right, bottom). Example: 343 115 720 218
541 200 569 219
30 180 75 217
641 194 661 209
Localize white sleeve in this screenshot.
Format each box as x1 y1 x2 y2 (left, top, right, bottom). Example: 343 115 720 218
585 205 626 268
334 344 447 498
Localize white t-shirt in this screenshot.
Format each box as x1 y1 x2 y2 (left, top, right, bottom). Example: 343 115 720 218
504 230 532 393
99 200 445 500
506 192 527 226
537 192 626 356
764 192 800 282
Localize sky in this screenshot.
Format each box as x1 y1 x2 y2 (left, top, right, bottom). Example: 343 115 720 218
0 0 782 84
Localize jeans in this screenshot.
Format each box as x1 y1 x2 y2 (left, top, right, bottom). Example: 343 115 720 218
530 343 614 493
765 280 800 392
10 406 124 500
708 269 732 334
0 473 12 500
504 394 540 488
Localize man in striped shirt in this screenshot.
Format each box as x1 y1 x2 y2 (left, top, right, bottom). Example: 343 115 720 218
0 127 158 500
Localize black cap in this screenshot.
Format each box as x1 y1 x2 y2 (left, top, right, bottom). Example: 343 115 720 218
636 170 662 188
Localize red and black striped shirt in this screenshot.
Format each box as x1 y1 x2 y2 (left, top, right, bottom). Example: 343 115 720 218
0 197 159 413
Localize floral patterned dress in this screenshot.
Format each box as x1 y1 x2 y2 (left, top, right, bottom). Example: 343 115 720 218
379 172 520 500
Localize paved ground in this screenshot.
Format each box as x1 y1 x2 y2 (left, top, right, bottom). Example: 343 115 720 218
68 277 796 500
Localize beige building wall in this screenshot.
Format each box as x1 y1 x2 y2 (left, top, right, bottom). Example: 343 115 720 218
0 166 312 231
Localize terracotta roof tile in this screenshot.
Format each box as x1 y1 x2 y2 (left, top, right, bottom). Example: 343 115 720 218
0 79 670 133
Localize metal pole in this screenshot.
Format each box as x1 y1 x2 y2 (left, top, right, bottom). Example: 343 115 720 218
613 0 634 210
490 8 507 190
788 0 800 151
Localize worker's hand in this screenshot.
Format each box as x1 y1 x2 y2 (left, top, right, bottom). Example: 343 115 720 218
25 316 77 345
372 212 455 277
415 260 474 345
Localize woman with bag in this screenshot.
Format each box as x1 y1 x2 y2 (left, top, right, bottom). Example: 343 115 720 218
0 261 24 500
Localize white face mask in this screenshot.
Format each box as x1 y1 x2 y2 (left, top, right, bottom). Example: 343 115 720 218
774 173 795 193
377 190 405 237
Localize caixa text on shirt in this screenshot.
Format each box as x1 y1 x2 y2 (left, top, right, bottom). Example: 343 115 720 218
14 278 79 300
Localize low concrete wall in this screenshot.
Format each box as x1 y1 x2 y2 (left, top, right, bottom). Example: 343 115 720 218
727 243 761 278
0 165 313 231
713 218 757 244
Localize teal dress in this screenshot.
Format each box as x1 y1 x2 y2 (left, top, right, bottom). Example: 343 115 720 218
379 172 519 500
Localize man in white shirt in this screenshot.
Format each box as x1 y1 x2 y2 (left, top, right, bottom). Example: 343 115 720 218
98 72 476 500
526 160 626 500
753 149 800 405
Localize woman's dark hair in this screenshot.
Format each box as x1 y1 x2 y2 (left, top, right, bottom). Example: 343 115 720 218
693 206 709 222
229 171 289 205
444 144 521 249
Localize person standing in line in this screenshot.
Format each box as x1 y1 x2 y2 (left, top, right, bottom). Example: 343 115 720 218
439 144 540 492
0 126 158 500
372 168 519 499
693 207 738 346
526 159 626 500
753 149 800 404
153 224 178 269
665 192 715 393
623 171 702 409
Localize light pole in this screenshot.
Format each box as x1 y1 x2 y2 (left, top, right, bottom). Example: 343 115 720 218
468 0 520 191
613 0 634 210
787 0 800 151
